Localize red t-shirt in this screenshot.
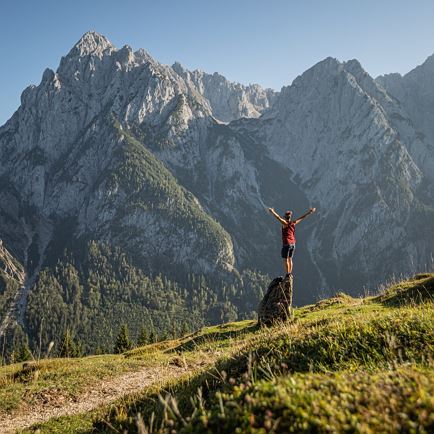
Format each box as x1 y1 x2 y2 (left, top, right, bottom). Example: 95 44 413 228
282 222 296 245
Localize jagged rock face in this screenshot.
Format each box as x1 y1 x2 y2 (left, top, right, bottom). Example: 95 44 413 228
258 276 294 325
0 30 433 322
236 57 434 288
172 62 277 122
0 32 243 279
376 55 434 181
376 55 434 144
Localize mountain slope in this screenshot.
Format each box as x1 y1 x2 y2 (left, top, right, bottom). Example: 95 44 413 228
0 32 273 355
235 57 434 289
1 273 432 433
0 32 433 358
376 54 434 177
91 273 434 434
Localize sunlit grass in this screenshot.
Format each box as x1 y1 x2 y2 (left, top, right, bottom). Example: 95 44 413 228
6 273 434 433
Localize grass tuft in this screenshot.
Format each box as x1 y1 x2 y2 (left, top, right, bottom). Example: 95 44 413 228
375 273 434 306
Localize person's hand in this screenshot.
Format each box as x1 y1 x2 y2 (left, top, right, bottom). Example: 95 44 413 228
309 207 316 214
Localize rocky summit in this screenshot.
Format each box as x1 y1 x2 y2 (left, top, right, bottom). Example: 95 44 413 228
0 31 433 356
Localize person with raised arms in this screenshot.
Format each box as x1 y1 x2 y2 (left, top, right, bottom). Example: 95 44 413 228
268 207 316 278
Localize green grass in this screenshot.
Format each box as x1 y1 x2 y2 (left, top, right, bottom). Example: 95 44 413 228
21 413 95 434
376 272 434 306
92 273 434 433
5 273 434 433
124 320 258 358
182 366 433 433
0 352 169 416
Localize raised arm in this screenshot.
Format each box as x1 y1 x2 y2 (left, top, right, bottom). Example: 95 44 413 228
294 207 316 225
268 207 288 225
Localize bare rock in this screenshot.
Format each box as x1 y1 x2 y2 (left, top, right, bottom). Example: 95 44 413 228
258 276 294 326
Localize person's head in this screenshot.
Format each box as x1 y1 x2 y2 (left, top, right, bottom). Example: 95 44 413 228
284 210 293 221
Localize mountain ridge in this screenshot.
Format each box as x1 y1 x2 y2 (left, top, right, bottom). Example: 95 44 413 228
0 31 433 359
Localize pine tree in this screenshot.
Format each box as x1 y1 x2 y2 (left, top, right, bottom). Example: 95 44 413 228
94 346 105 355
180 322 190 337
136 326 148 346
170 322 178 339
15 342 33 362
160 330 168 342
60 329 80 358
10 341 33 363
148 329 157 344
114 324 133 354
9 325 32 363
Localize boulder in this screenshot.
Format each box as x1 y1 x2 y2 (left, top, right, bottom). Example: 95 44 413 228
258 275 294 325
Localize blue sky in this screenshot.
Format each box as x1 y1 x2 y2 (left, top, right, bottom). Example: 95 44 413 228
1 0 434 125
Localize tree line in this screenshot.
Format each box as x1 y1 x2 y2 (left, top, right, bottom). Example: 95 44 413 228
1 241 267 364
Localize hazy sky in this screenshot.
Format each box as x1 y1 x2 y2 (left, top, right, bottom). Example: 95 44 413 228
1 0 434 125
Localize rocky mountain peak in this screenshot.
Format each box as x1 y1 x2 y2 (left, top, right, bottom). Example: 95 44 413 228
41 67 55 83
0 36 434 356
375 72 402 84
282 57 340 93
407 52 434 77
172 61 186 75
135 48 156 65
56 31 118 82
278 56 389 114
375 51 434 179
69 31 115 58
309 56 341 73
343 58 368 77
377 52 434 85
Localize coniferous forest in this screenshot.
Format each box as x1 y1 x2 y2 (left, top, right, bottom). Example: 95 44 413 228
2 241 268 361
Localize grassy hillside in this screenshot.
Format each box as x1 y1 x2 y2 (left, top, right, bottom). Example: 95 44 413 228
1 273 433 433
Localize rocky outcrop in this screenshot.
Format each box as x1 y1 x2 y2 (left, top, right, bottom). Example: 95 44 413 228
0 240 25 337
376 55 434 181
258 276 294 325
376 54 434 144
172 62 277 122
0 240 24 285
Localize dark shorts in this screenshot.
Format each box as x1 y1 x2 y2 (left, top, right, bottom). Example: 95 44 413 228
281 244 296 258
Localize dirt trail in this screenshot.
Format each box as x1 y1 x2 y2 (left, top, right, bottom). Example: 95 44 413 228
1 363 191 434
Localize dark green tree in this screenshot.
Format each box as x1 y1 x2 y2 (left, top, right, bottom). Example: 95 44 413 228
180 322 190 337
136 326 148 346
114 324 133 353
17 343 33 362
170 322 178 339
59 329 81 358
148 329 157 344
9 325 32 363
12 340 33 362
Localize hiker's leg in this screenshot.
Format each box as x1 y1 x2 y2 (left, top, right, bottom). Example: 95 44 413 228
287 257 293 274
287 245 295 274
281 246 289 274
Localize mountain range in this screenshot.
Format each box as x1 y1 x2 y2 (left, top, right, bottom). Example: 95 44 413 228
0 31 433 356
